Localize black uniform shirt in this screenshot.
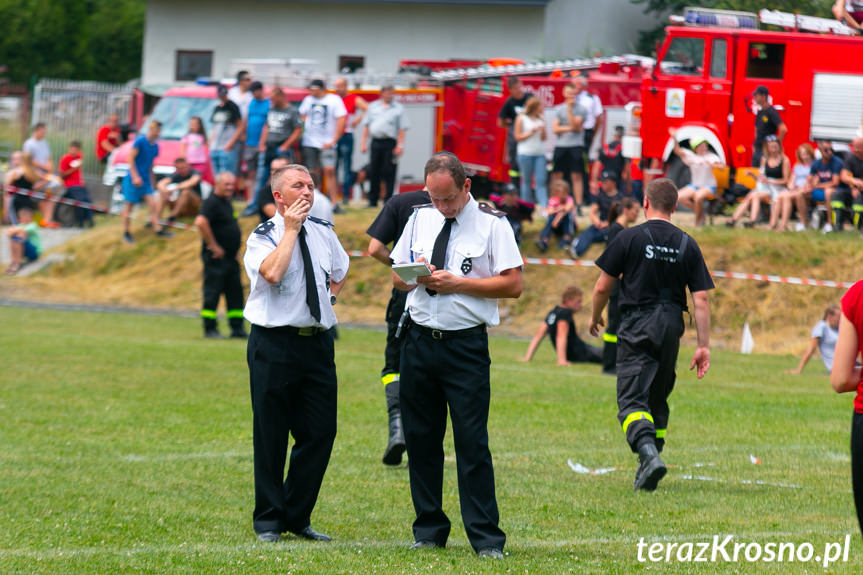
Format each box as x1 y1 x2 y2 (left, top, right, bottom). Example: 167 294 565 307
593 190 623 222
754 105 782 146
498 94 530 126
257 183 275 223
844 154 863 180
199 194 241 258
170 169 202 197
366 189 432 248
595 219 714 311
545 305 589 359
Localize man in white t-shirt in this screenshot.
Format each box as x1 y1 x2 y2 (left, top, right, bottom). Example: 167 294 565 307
299 79 347 212
788 305 841 374
669 129 724 227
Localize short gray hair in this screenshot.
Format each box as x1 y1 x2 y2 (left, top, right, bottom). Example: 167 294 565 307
271 164 311 192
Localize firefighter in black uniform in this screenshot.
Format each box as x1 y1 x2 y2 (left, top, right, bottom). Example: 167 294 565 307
589 178 713 491
366 187 431 465
195 172 246 339
391 153 523 559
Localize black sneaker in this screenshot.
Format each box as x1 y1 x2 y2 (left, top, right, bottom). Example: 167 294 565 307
155 229 175 238
332 204 344 215
534 239 548 253
123 232 135 245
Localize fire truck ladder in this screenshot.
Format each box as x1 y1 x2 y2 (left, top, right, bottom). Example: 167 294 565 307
429 56 646 82
759 9 858 36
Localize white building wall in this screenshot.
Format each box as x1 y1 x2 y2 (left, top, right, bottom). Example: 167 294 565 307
543 0 658 58
143 0 547 85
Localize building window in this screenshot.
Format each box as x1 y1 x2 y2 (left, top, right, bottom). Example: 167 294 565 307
338 55 365 74
746 43 785 80
176 50 213 82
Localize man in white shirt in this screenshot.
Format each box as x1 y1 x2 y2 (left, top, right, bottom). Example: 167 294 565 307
299 79 347 212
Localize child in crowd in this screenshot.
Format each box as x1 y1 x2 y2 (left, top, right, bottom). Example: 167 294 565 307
5 207 42 275
492 183 533 245
535 179 575 252
519 285 602 366
787 143 815 231
180 116 211 182
59 141 94 228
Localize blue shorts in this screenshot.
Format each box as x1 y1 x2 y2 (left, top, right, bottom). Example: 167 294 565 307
122 176 153 204
12 236 39 261
681 184 716 195
811 188 827 202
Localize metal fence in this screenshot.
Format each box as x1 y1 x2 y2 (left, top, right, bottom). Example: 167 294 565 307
31 78 137 181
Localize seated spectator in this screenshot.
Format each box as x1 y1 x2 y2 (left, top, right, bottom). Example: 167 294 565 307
519 286 602 366
726 137 788 228
808 140 843 232
786 143 815 231
571 170 621 256
256 157 289 223
4 152 50 225
156 158 202 223
835 136 863 232
535 179 575 252
59 141 94 228
833 0 863 32
491 183 533 245
670 129 724 227
5 206 42 275
2 150 22 224
787 305 841 374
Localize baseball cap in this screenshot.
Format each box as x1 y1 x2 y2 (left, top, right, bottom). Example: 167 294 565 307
308 79 325 90
249 80 263 92
601 170 615 181
501 183 518 195
217 84 228 97
753 85 769 96
690 137 708 150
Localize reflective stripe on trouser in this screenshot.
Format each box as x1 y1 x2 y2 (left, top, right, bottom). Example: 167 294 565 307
203 257 245 330
382 373 399 386
201 309 217 319
616 304 684 452
603 332 618 343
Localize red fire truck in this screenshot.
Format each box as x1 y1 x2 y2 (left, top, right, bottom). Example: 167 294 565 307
627 7 863 184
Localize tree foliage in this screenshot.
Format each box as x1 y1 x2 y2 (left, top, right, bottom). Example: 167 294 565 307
0 0 145 85
631 0 836 55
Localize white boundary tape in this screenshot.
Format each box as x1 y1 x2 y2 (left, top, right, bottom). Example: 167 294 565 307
347 251 853 289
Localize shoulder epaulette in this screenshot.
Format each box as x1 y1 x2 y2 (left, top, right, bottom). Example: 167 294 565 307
478 202 507 218
412 202 435 210
308 215 334 228
254 220 275 235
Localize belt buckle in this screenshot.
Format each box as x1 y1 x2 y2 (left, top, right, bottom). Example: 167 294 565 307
431 329 444 340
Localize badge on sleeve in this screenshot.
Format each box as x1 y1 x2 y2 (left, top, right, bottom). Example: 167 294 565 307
254 221 275 235
461 257 472 275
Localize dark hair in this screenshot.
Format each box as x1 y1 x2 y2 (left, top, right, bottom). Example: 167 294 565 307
236 70 250 81
607 197 638 223
69 140 81 148
645 178 678 214
189 116 207 140
506 76 522 90
33 122 45 130
424 152 466 189
825 304 840 320
175 157 187 164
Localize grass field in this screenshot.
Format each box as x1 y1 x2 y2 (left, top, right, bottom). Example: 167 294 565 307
1 305 861 574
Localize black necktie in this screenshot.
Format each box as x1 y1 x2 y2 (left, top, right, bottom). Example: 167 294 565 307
426 217 455 296
298 227 321 323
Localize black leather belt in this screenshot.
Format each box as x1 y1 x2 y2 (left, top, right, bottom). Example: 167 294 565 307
412 323 486 340
270 325 327 336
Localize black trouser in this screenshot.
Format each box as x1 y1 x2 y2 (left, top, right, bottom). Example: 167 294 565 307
64 186 93 227
582 128 594 205
368 138 397 206
247 325 337 534
202 255 244 332
830 187 863 230
602 285 621 372
399 324 505 552
852 411 863 539
616 304 684 453
382 288 408 382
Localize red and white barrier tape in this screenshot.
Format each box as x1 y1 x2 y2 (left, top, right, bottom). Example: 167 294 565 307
347 251 852 289
7 188 196 231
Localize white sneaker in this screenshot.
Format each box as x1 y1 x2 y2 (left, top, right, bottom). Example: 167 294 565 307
822 223 834 234
794 222 806 232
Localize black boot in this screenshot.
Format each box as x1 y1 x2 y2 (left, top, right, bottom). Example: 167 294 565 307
601 341 617 375
382 378 406 466
634 442 666 492
229 317 248 339
203 317 223 339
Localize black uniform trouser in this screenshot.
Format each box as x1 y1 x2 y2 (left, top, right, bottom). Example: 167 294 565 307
850 411 863 538
247 325 337 534
602 286 621 372
202 256 244 331
616 304 684 453
382 288 408 381
399 325 505 552
830 187 863 230
368 138 397 206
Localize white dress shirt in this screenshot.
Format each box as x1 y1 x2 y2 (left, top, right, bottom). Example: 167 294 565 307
243 216 349 329
391 195 523 330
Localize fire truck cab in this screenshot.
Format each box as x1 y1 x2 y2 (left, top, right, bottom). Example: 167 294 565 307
632 8 863 175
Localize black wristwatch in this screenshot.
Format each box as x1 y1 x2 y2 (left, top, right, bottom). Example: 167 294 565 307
330 295 337 306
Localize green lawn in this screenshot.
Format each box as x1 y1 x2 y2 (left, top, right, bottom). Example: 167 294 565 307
0 306 860 574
